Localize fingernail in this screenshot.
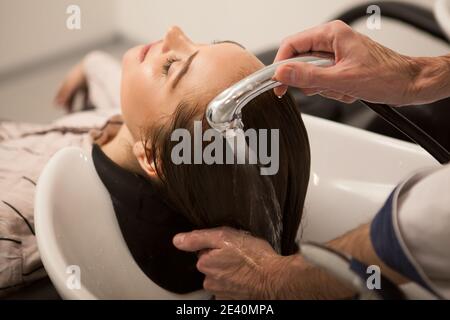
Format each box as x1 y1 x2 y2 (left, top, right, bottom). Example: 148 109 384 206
173 234 185 246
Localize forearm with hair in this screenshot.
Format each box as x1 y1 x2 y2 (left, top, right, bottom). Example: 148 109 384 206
410 54 450 104
270 224 407 300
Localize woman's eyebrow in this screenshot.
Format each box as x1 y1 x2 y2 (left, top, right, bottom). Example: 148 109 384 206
172 50 199 89
213 40 246 49
171 41 245 89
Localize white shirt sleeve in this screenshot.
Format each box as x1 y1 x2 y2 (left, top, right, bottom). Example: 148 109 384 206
83 51 121 111
396 163 450 298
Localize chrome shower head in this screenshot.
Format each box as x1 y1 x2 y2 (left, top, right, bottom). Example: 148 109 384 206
206 55 334 133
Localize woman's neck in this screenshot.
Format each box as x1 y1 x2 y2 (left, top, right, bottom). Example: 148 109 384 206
101 125 143 174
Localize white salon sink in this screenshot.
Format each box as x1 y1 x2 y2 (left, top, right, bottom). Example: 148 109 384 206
34 147 209 300
35 115 438 299
435 0 450 40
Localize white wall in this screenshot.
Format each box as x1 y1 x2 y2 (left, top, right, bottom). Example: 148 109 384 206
116 0 449 57
0 0 116 74
1 0 448 75
116 0 367 52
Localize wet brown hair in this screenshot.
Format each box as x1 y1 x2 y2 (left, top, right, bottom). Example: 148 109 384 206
144 90 310 255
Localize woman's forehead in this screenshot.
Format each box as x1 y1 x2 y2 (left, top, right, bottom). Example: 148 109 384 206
182 43 262 95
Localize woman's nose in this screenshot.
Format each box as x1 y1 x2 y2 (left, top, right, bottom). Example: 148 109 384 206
162 26 192 53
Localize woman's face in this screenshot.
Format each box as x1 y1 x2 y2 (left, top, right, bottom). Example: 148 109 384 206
121 26 263 138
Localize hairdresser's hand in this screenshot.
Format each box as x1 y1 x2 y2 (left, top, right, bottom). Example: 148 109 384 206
274 20 423 106
54 61 87 112
173 227 292 300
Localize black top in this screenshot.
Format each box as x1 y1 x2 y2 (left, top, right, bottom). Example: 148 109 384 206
91 144 204 293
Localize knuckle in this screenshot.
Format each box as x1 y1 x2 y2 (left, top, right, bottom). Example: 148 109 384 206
280 35 296 51
344 97 357 104
203 278 215 291
197 251 215 270
217 228 230 241
329 20 352 37
190 230 199 238
221 226 235 233
280 37 291 47
190 230 202 241
303 89 316 96
327 20 340 32
337 22 353 37
196 258 206 272
331 20 346 29
304 67 316 84
213 272 225 282
207 249 219 259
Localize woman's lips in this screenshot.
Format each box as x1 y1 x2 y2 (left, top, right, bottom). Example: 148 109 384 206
139 40 163 63
140 43 153 63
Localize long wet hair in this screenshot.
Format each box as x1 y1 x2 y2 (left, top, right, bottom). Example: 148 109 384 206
144 90 310 255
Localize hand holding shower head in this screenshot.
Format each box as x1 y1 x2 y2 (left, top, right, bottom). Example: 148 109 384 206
206 54 450 164
206 55 334 133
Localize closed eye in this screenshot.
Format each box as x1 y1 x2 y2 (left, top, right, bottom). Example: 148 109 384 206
163 57 179 75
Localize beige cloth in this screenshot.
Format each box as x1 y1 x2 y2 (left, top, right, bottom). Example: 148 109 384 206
0 51 122 295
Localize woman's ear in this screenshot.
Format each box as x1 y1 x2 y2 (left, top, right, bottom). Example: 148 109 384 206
133 142 158 178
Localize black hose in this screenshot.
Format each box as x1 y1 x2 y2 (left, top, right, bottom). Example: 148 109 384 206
333 1 450 164
360 101 450 164
334 1 449 44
